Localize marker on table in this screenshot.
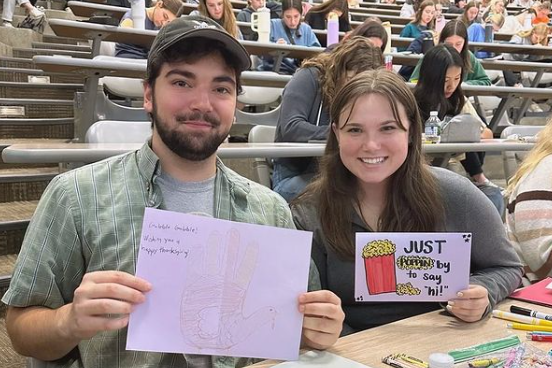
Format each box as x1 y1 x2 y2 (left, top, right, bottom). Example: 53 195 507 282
507 322 552 332
527 333 552 342
468 357 502 367
493 310 552 327
510 305 552 322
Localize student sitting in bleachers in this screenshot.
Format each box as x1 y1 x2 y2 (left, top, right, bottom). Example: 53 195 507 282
114 0 181 59
339 18 388 52
435 1 448 32
414 44 504 215
532 1 550 24
190 0 243 39
482 0 508 21
1 0 43 28
291 68 523 335
448 0 466 13
459 1 480 27
272 37 383 202
467 13 504 58
400 0 436 45
259 0 320 74
409 20 491 85
506 120 552 282
304 0 351 32
400 0 418 18
505 23 549 63
503 24 549 88
500 8 536 34
237 0 281 40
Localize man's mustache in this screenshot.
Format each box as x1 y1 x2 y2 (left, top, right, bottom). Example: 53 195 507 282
176 112 220 127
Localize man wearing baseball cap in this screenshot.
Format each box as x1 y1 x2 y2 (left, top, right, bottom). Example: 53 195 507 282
2 15 344 367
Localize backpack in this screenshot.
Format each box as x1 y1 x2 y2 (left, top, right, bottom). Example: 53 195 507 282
18 15 46 34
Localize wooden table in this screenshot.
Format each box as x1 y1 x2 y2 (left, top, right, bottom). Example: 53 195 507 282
1 140 535 164
249 299 552 368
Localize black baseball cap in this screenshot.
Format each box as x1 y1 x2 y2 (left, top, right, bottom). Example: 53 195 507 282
148 15 251 71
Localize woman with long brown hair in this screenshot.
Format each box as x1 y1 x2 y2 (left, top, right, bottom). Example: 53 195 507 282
460 1 480 26
400 0 435 40
291 69 522 334
304 0 351 32
194 0 242 38
273 37 383 202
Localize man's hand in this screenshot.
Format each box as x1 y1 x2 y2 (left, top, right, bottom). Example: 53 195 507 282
60 271 151 341
446 284 489 322
299 290 344 350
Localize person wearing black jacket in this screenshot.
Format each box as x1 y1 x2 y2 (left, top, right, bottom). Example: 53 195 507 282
237 0 281 40
304 0 351 33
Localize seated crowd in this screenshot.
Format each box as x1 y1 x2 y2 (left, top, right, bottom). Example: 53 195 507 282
4 0 552 366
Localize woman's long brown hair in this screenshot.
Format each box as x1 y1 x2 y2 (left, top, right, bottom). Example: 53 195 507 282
301 36 384 109
293 69 444 260
198 0 240 38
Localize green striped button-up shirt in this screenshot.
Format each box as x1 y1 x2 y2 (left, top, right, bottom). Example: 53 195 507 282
3 143 320 368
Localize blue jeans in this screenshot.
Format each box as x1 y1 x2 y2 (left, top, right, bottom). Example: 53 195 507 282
478 184 504 217
272 164 315 203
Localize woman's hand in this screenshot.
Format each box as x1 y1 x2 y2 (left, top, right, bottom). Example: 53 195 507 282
299 290 345 350
446 284 489 322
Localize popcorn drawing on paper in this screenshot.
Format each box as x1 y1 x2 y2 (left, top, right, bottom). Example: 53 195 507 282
362 239 398 295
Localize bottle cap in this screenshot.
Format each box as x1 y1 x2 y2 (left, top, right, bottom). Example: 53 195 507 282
430 111 438 116
428 353 454 368
328 11 339 21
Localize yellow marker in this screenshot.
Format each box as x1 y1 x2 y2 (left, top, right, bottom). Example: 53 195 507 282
507 322 552 332
493 310 552 327
468 358 502 368
397 354 429 368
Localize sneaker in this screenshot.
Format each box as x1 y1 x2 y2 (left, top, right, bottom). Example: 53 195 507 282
475 179 505 194
528 102 544 113
2 21 14 28
29 7 44 18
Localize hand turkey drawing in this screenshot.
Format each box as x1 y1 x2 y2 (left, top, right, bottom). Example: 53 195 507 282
180 228 277 350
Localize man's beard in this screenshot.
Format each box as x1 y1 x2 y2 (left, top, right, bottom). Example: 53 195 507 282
152 104 229 162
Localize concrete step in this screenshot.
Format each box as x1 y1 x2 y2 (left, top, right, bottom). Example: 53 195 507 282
0 167 58 203
0 200 37 257
0 255 17 278
31 41 91 53
42 34 81 46
0 57 36 70
0 115 74 139
0 67 84 84
12 48 91 59
0 81 83 99
0 98 73 120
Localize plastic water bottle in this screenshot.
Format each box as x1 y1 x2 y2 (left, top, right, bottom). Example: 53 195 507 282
326 11 339 46
424 111 441 144
385 55 393 71
129 0 146 30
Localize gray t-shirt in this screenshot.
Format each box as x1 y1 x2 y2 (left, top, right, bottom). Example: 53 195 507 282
158 170 215 216
157 170 215 368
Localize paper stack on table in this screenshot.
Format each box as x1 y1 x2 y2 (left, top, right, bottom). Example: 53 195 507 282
273 351 373 367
